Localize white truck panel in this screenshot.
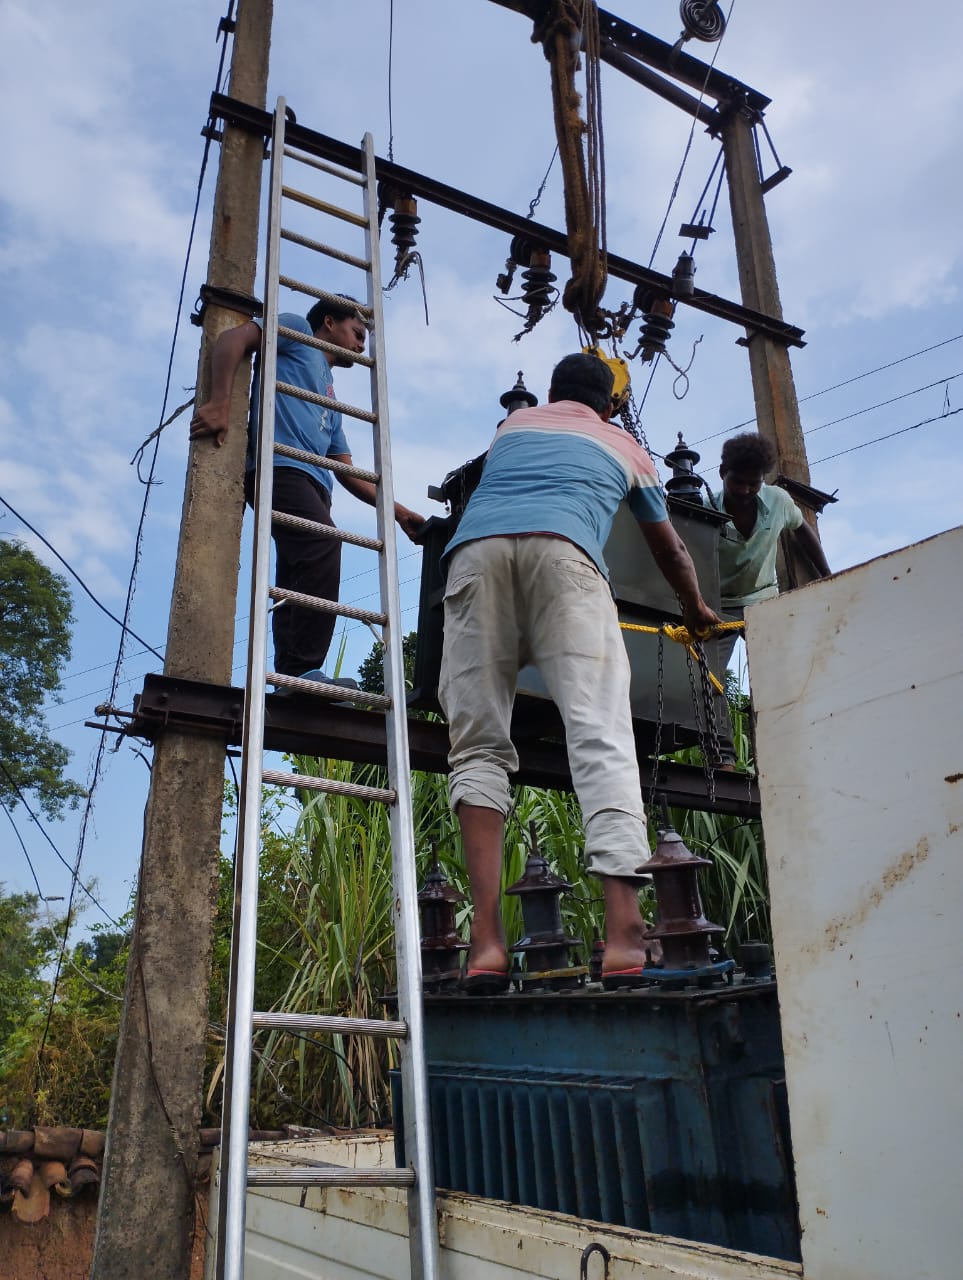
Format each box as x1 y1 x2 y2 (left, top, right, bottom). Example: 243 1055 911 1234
748 526 963 1280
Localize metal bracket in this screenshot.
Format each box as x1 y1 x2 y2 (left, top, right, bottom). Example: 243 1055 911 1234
190 283 264 327
580 1242 611 1280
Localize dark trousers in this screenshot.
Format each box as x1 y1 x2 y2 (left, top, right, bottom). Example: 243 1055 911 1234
247 467 342 676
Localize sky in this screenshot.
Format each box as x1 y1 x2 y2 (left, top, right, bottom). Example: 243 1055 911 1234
1 0 961 935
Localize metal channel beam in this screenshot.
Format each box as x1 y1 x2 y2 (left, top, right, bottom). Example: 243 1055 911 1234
208 94 804 347
486 0 771 112
130 674 759 818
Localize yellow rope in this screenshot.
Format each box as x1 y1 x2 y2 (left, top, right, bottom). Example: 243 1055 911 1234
618 619 745 695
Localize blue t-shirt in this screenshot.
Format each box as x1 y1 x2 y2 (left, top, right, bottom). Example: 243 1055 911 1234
248 313 350 492
445 400 668 577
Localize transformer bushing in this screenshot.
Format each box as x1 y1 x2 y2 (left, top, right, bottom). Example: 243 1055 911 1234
507 831 585 991
663 432 705 505
418 857 468 991
499 370 538 417
389 194 420 265
638 819 733 986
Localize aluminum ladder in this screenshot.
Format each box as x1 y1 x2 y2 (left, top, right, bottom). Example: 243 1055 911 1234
214 98 439 1280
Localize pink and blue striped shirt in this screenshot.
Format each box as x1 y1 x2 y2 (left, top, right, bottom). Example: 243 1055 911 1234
445 400 667 577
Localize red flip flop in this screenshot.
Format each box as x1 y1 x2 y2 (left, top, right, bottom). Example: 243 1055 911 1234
601 966 651 991
461 968 511 995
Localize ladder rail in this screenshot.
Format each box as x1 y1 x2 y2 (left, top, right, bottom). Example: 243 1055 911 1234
215 97 289 1280
361 131 441 1280
215 106 440 1280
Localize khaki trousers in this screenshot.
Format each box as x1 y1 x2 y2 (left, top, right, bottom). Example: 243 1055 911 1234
439 536 649 879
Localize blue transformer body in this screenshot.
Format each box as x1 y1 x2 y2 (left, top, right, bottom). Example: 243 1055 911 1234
393 982 799 1261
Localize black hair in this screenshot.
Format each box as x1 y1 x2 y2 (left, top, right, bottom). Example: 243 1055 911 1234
720 432 777 475
306 293 363 332
549 353 614 415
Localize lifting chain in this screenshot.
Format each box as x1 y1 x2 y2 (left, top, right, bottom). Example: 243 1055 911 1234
684 639 721 806
647 627 667 810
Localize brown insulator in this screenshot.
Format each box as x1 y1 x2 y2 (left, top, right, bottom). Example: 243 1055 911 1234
389 195 420 255
507 825 584 987
499 371 538 416
638 819 722 970
663 432 705 505
418 855 468 989
521 248 557 315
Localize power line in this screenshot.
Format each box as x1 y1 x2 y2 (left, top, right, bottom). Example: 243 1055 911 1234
810 404 963 466
0 759 120 925
2 799 44 898
0 495 164 661
689 331 963 446
803 372 963 438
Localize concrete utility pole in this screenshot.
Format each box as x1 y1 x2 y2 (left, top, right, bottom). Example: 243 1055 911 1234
721 104 824 586
91 4 272 1277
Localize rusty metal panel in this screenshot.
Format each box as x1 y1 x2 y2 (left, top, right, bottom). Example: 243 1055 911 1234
749 526 963 1280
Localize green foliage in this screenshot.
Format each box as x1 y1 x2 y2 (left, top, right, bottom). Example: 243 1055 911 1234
0 538 85 817
356 630 417 695
0 886 130 1129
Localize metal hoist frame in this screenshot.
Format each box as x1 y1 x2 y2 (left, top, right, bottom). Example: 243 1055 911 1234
214 99 440 1280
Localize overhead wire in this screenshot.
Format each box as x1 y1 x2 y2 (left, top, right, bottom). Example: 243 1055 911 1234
0 495 164 661
0 759 120 925
810 404 963 467
689 331 963 446
2 799 45 898
646 0 736 270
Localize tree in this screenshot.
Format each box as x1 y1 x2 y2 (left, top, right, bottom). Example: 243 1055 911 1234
357 630 418 695
0 538 85 818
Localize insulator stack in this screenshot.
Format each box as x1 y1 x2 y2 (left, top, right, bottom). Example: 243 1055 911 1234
418 856 468 991
389 194 420 271
639 309 675 361
637 819 723 975
663 432 704 505
507 827 584 990
521 249 557 319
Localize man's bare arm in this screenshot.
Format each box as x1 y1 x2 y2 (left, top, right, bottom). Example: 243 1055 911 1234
330 454 426 542
792 521 831 578
189 321 262 447
640 519 721 635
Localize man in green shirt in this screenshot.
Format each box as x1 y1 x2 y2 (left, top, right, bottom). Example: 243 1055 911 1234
711 432 831 765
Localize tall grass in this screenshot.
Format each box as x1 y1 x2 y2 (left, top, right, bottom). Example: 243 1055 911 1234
238 685 767 1128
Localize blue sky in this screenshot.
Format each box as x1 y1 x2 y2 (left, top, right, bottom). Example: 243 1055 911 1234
2 0 962 933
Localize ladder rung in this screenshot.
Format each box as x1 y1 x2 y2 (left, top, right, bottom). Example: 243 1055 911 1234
282 145 365 186
281 227 370 272
263 768 396 804
252 1012 407 1038
276 378 377 425
270 509 383 551
277 323 374 369
269 587 387 627
276 280 373 321
282 185 368 227
267 672 391 709
274 442 378 482
248 1166 415 1188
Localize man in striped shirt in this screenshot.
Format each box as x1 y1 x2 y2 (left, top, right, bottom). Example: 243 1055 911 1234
439 353 720 991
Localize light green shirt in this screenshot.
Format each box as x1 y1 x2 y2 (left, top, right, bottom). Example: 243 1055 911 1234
713 483 803 608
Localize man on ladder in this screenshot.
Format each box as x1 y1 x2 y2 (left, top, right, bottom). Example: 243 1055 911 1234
190 293 425 685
